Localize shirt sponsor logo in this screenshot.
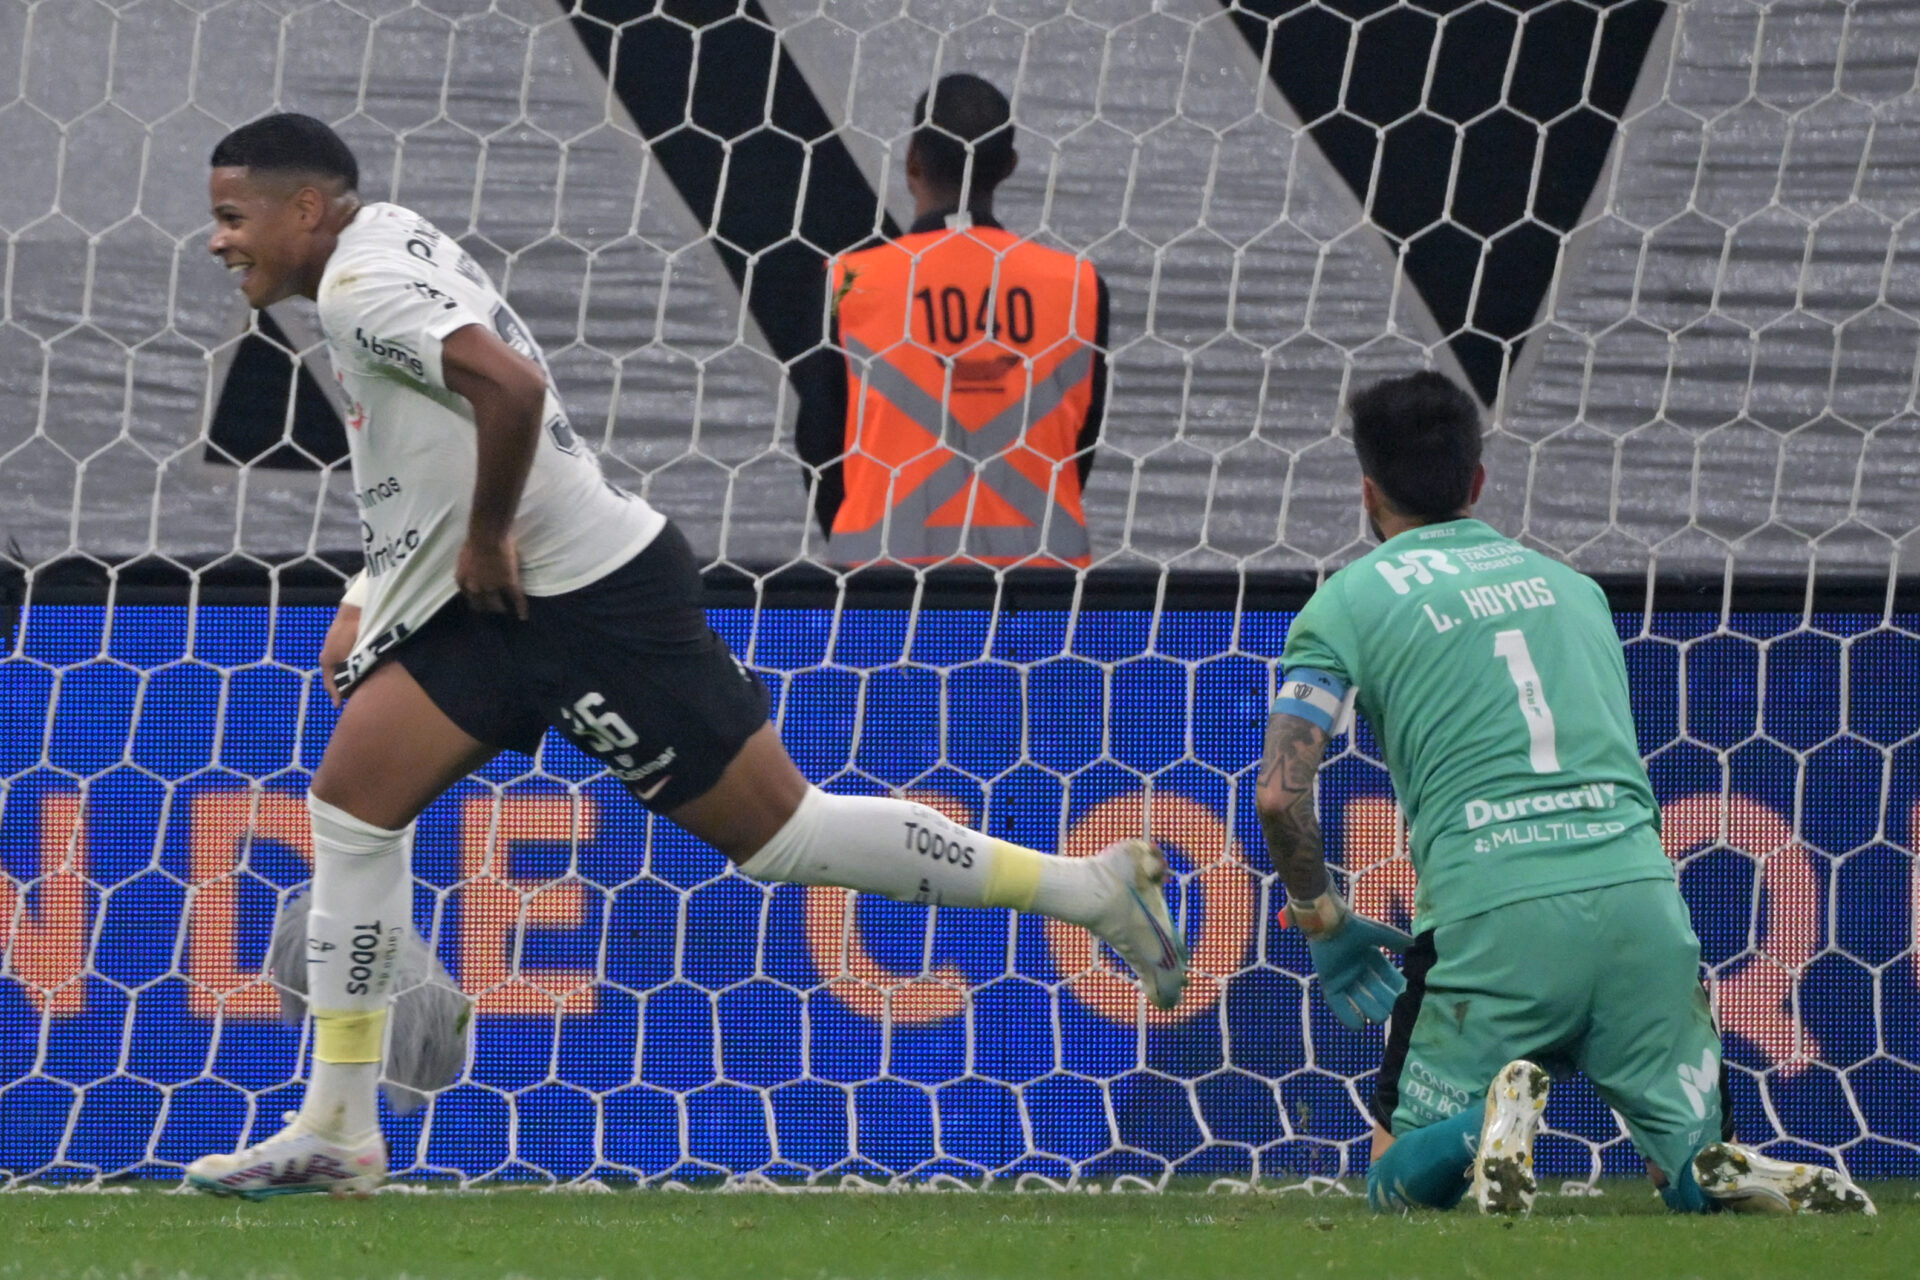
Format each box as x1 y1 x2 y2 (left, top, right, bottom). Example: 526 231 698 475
610 745 675 789
1464 781 1618 830
1400 1060 1473 1122
405 220 442 262
362 522 422 576
1374 548 1460 595
1473 819 1629 853
1456 540 1528 573
357 476 403 509
453 250 486 288
355 328 426 380
406 279 458 311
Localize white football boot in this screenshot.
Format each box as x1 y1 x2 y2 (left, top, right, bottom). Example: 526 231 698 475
1692 1142 1877 1215
1086 838 1190 1012
1470 1059 1551 1215
186 1111 386 1200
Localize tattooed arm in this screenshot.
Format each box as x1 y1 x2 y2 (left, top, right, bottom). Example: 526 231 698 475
1254 711 1333 904
1256 698 1411 1028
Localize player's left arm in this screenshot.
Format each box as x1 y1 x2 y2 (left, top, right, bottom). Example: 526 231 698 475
1258 671 1412 1029
440 323 549 619
1256 706 1334 902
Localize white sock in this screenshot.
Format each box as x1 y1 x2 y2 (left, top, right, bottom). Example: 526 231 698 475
301 793 411 1141
737 787 1104 925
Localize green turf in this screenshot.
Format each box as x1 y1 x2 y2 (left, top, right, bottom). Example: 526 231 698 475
0 1181 1911 1280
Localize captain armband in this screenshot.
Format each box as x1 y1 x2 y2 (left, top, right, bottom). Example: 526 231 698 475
1271 667 1351 734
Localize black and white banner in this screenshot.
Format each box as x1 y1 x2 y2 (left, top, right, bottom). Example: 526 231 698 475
1 0 1915 576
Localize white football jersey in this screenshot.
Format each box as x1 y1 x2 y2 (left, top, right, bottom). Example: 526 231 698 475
316 203 664 689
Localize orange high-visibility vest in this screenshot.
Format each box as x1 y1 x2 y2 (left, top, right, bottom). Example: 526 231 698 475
828 221 1102 567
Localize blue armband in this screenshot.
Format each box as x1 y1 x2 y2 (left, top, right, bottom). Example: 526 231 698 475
1271 667 1349 733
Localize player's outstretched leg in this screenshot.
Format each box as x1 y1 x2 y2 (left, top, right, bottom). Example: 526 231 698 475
1692 1143 1877 1216
738 791 1189 1010
1470 1059 1551 1215
676 727 1189 1010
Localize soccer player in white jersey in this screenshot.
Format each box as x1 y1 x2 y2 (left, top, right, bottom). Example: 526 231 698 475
187 113 1187 1198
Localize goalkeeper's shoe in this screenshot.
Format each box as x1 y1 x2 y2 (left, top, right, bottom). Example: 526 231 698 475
1692 1142 1877 1216
185 1112 385 1200
1087 838 1190 1012
1470 1059 1551 1215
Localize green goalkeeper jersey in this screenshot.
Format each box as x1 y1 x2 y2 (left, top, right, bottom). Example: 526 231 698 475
1279 518 1672 933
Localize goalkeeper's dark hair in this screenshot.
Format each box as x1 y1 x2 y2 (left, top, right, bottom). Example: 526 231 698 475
210 113 358 191
1347 371 1484 519
912 73 1015 196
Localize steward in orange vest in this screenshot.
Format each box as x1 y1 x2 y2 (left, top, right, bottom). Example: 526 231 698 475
795 75 1109 568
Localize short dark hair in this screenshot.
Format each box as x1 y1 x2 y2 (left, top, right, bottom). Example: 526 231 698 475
912 73 1014 195
210 113 358 191
1348 371 1484 519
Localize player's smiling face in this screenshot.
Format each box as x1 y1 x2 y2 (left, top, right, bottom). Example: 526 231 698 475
208 167 325 308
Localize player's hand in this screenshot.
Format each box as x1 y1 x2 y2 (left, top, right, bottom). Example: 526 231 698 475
1305 910 1413 1031
456 533 527 620
318 604 362 707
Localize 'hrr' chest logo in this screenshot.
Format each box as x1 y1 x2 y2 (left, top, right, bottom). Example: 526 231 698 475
1374 549 1460 595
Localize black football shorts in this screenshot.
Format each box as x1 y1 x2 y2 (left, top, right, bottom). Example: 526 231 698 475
382 520 770 811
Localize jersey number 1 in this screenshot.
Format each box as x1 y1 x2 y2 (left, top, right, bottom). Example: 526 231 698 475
1493 629 1560 773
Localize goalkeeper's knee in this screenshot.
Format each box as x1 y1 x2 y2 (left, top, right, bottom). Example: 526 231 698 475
1365 1108 1480 1212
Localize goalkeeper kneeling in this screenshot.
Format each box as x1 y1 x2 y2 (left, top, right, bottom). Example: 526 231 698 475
1258 371 1873 1218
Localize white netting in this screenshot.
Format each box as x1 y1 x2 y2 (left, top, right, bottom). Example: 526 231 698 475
2 0 1916 1189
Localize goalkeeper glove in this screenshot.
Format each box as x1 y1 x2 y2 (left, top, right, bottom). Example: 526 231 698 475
1286 891 1413 1030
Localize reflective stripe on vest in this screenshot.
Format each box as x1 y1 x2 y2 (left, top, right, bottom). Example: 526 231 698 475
830 336 1093 566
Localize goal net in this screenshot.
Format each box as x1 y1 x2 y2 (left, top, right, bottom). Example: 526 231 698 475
2 0 1916 1189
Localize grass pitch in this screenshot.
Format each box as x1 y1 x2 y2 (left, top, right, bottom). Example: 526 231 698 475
0 1180 1911 1280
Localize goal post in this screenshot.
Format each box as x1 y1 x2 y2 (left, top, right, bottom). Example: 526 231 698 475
3 0 1918 1188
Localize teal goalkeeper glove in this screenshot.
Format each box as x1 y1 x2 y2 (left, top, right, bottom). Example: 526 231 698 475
1287 892 1414 1031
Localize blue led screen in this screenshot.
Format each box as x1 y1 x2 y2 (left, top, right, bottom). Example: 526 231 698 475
2 604 1916 1183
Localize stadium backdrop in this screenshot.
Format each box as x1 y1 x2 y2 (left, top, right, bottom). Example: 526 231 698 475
2 570 1915 1184
3 0 1919 1189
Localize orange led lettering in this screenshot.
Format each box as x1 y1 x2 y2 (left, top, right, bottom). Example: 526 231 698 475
1341 796 1416 933
1 791 92 1015
1663 793 1821 1075
459 794 598 1015
1042 792 1253 1026
802 789 969 1025
187 788 311 1018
